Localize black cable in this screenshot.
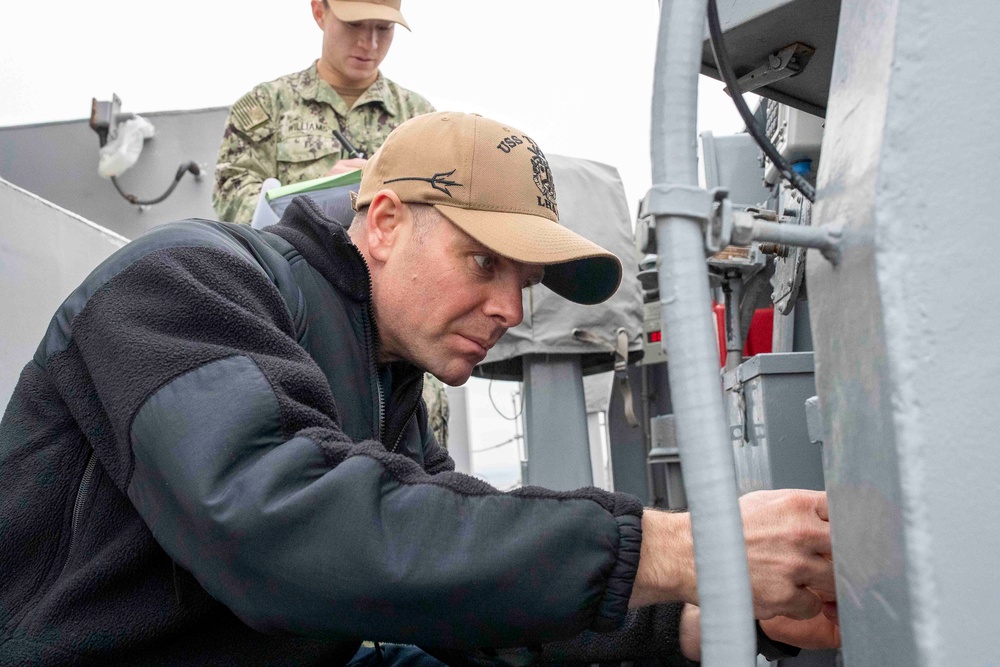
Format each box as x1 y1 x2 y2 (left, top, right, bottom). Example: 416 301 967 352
705 0 816 202
111 161 201 207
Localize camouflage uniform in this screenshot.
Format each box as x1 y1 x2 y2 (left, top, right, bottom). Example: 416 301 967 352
422 375 449 450
213 62 435 225
213 63 448 447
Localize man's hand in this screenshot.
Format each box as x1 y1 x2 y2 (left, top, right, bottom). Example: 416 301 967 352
759 604 841 650
678 603 841 662
326 158 367 176
741 489 835 620
629 489 834 622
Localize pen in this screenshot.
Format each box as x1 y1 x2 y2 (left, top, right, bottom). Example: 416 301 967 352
333 130 366 159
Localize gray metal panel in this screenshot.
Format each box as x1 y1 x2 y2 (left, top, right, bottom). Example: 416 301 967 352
522 354 592 491
701 132 773 209
700 0 841 115
607 362 673 506
0 178 128 411
809 0 1000 662
725 353 824 495
736 350 815 381
0 107 228 240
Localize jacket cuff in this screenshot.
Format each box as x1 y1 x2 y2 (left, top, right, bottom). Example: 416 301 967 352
591 513 642 631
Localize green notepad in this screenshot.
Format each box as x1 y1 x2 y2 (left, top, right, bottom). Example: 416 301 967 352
265 169 363 201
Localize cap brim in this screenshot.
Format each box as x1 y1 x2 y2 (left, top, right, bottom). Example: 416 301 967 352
327 1 410 30
434 204 622 305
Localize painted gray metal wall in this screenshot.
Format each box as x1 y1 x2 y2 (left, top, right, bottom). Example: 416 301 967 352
0 107 227 240
808 0 1000 663
1 178 128 412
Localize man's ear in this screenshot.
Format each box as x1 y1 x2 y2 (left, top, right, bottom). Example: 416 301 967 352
365 190 409 264
311 0 325 28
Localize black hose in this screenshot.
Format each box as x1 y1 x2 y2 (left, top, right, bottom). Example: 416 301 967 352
111 161 201 207
705 0 816 202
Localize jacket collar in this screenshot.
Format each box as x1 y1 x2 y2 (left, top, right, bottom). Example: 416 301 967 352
270 196 370 303
301 62 399 118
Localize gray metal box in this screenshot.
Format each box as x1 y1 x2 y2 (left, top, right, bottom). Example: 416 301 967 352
724 352 825 494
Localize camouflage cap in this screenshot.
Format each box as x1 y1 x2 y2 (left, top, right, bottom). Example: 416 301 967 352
327 0 410 30
354 111 623 306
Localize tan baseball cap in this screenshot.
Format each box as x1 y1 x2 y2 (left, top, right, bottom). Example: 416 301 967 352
354 111 623 305
327 0 410 30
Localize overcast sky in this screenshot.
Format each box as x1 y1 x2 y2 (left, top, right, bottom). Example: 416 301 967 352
1 0 751 488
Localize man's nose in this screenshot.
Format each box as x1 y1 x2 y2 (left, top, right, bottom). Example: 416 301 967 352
486 280 524 328
360 28 379 49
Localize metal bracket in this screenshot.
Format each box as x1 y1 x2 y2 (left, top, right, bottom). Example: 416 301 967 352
724 42 816 96
643 186 843 265
643 184 733 255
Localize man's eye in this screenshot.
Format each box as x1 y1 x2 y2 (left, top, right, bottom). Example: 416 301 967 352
473 254 495 271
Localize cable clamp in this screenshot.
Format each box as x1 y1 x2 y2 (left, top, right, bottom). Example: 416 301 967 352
643 184 733 255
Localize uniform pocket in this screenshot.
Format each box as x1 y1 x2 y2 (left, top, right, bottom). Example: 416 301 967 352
276 133 344 184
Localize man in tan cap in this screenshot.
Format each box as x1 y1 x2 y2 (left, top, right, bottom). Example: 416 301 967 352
1 111 837 665
213 0 448 449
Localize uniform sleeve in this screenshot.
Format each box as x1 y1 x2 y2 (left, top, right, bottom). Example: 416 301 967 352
213 87 277 224
69 240 644 649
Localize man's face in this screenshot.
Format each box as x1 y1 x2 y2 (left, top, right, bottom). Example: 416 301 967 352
374 208 544 386
313 1 395 87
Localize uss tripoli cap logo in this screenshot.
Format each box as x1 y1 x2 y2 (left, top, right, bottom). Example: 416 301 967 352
353 111 622 305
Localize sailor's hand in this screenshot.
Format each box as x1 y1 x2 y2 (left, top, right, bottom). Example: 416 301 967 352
741 489 835 620
327 158 367 176
679 602 841 662
759 603 841 650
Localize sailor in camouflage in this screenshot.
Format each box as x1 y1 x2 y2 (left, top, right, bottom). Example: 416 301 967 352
213 63 434 224
422 375 449 450
212 0 446 447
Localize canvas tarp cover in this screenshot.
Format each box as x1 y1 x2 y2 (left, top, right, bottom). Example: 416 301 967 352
474 154 643 382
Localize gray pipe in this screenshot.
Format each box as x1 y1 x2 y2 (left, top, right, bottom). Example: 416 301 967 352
749 219 842 264
650 0 756 664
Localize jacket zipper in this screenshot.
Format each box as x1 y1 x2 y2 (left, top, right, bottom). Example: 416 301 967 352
366 287 385 441
351 244 386 441
388 372 423 453
64 451 97 570
348 243 423 452
389 413 413 454
374 357 386 442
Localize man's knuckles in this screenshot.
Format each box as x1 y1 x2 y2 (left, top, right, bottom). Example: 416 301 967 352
756 584 822 620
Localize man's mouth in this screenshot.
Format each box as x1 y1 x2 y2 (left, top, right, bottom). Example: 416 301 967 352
460 333 500 357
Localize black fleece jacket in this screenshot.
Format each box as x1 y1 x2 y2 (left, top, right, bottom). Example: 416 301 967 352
0 198 689 665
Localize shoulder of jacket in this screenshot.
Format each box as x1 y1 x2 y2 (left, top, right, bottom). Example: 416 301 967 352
380 77 435 113
230 89 272 134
